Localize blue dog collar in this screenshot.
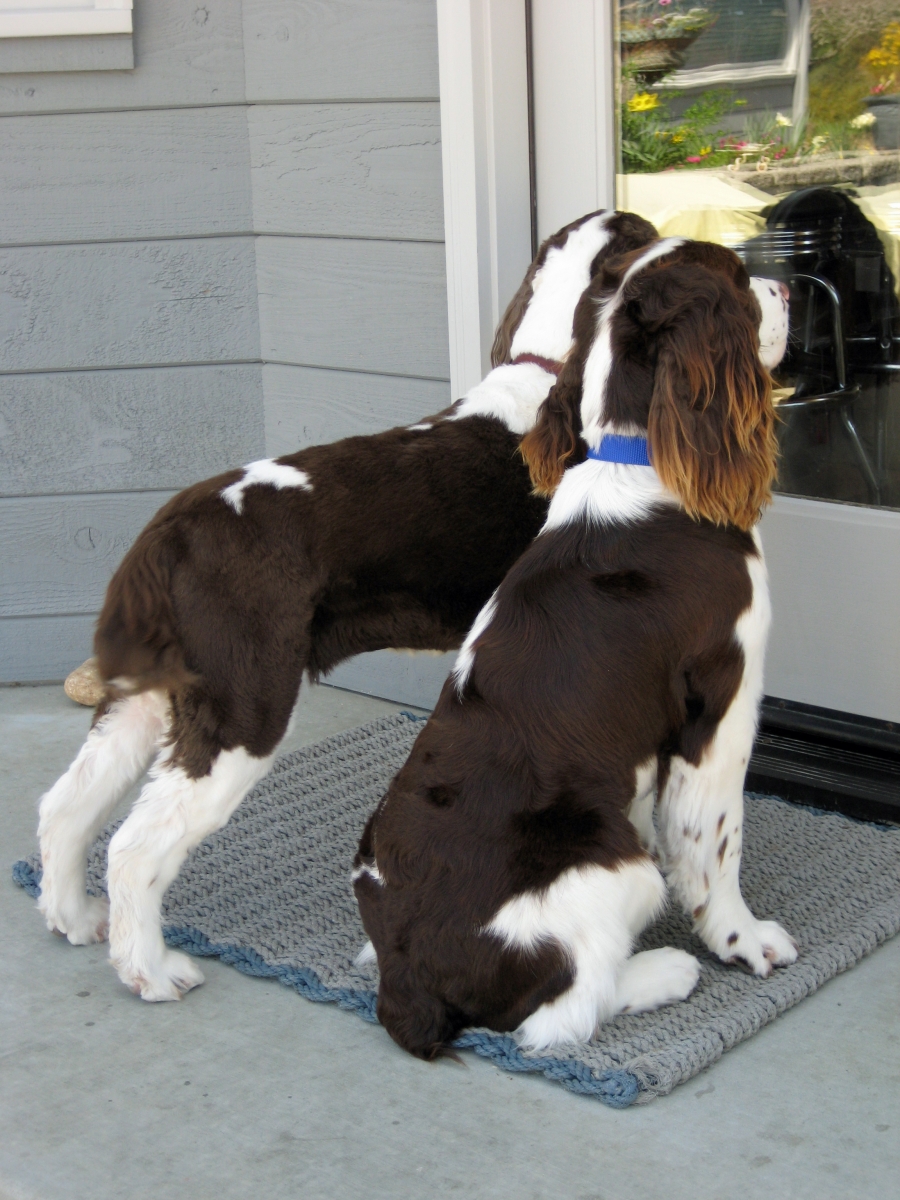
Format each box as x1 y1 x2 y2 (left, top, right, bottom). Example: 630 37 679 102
587 435 652 467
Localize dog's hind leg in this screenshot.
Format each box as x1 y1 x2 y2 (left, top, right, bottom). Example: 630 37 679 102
37 690 169 945
106 743 274 1001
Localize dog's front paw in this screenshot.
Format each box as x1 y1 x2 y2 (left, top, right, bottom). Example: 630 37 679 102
113 949 205 1002
39 894 110 945
714 919 798 977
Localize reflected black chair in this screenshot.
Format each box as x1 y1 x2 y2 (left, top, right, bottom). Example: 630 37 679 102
740 186 900 504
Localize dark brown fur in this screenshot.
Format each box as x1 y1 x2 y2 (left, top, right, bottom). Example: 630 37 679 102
97 417 548 774
94 213 661 778
355 512 756 1059
355 240 777 1060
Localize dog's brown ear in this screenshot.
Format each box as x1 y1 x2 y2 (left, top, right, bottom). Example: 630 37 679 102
644 265 777 530
376 953 461 1060
519 354 586 496
491 260 541 367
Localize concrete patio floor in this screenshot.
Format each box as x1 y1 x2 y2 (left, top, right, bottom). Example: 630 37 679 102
2 683 899 1200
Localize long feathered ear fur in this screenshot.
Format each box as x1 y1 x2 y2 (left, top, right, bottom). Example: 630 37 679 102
643 265 777 530
518 353 586 496
491 257 542 367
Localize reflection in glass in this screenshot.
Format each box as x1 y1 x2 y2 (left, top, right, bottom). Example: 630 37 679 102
615 0 900 509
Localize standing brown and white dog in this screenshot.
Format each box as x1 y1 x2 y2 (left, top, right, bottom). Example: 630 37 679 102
33 210 660 1001
353 238 796 1059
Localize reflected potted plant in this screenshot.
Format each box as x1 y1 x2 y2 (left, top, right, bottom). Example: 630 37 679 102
620 0 718 84
862 21 900 151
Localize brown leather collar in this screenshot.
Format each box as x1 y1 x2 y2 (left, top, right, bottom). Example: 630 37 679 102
511 353 564 376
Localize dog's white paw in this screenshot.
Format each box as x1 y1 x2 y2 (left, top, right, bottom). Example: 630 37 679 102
39 894 110 945
616 947 701 1014
114 949 205 1002
713 918 798 977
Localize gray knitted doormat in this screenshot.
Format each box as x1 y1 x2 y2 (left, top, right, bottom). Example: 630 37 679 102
13 712 900 1108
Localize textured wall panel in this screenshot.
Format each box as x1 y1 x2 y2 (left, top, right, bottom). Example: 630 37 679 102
256 236 449 379
263 363 449 456
0 614 97 682
0 364 264 496
249 102 442 240
0 0 246 114
0 238 259 372
0 107 252 246
0 491 176 618
327 649 453 710
242 0 439 101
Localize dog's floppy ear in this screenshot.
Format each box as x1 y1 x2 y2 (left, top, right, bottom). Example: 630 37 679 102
518 353 586 496
642 264 777 530
491 259 541 367
376 952 462 1060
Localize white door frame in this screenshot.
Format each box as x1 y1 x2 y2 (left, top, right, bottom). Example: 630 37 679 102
436 0 617 398
436 0 533 399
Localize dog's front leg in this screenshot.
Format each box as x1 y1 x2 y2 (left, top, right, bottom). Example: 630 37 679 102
657 723 797 978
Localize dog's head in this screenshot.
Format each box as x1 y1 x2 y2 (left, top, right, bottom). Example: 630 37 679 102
490 210 659 368
520 239 787 531
352 747 577 1060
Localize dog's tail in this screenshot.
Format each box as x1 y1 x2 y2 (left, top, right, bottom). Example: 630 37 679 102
94 515 197 697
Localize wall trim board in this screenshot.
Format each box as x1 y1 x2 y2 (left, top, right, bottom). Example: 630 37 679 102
0 613 96 683
0 33 133 74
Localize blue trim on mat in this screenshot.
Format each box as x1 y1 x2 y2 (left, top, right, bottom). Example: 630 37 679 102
11 857 640 1108
13 859 40 897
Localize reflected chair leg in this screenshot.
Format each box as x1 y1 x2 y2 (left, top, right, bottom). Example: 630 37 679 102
840 406 881 504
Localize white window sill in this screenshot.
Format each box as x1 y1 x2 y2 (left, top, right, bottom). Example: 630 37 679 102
0 1 132 69
0 12 129 38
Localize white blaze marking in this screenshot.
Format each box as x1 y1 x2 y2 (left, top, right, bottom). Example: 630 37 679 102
221 459 312 514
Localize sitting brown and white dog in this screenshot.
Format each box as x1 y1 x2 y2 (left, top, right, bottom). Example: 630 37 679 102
353 237 796 1059
34 210 660 1001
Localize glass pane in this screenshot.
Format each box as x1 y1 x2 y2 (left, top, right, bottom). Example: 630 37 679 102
615 0 900 510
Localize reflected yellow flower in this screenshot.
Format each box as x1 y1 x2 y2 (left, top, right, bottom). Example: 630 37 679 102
627 92 660 113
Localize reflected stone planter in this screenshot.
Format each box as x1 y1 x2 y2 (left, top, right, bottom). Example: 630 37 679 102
620 27 712 84
865 94 900 152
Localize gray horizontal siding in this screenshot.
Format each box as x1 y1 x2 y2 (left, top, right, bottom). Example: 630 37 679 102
0 614 97 683
0 491 175 618
243 0 440 102
327 649 454 710
0 107 252 246
262 364 450 457
249 103 443 240
0 0 439 117
0 238 260 372
3 0 446 703
256 237 449 379
0 365 264 497
0 0 247 115
0 101 441 248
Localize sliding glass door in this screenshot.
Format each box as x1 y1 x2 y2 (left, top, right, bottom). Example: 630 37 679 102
531 0 900 728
